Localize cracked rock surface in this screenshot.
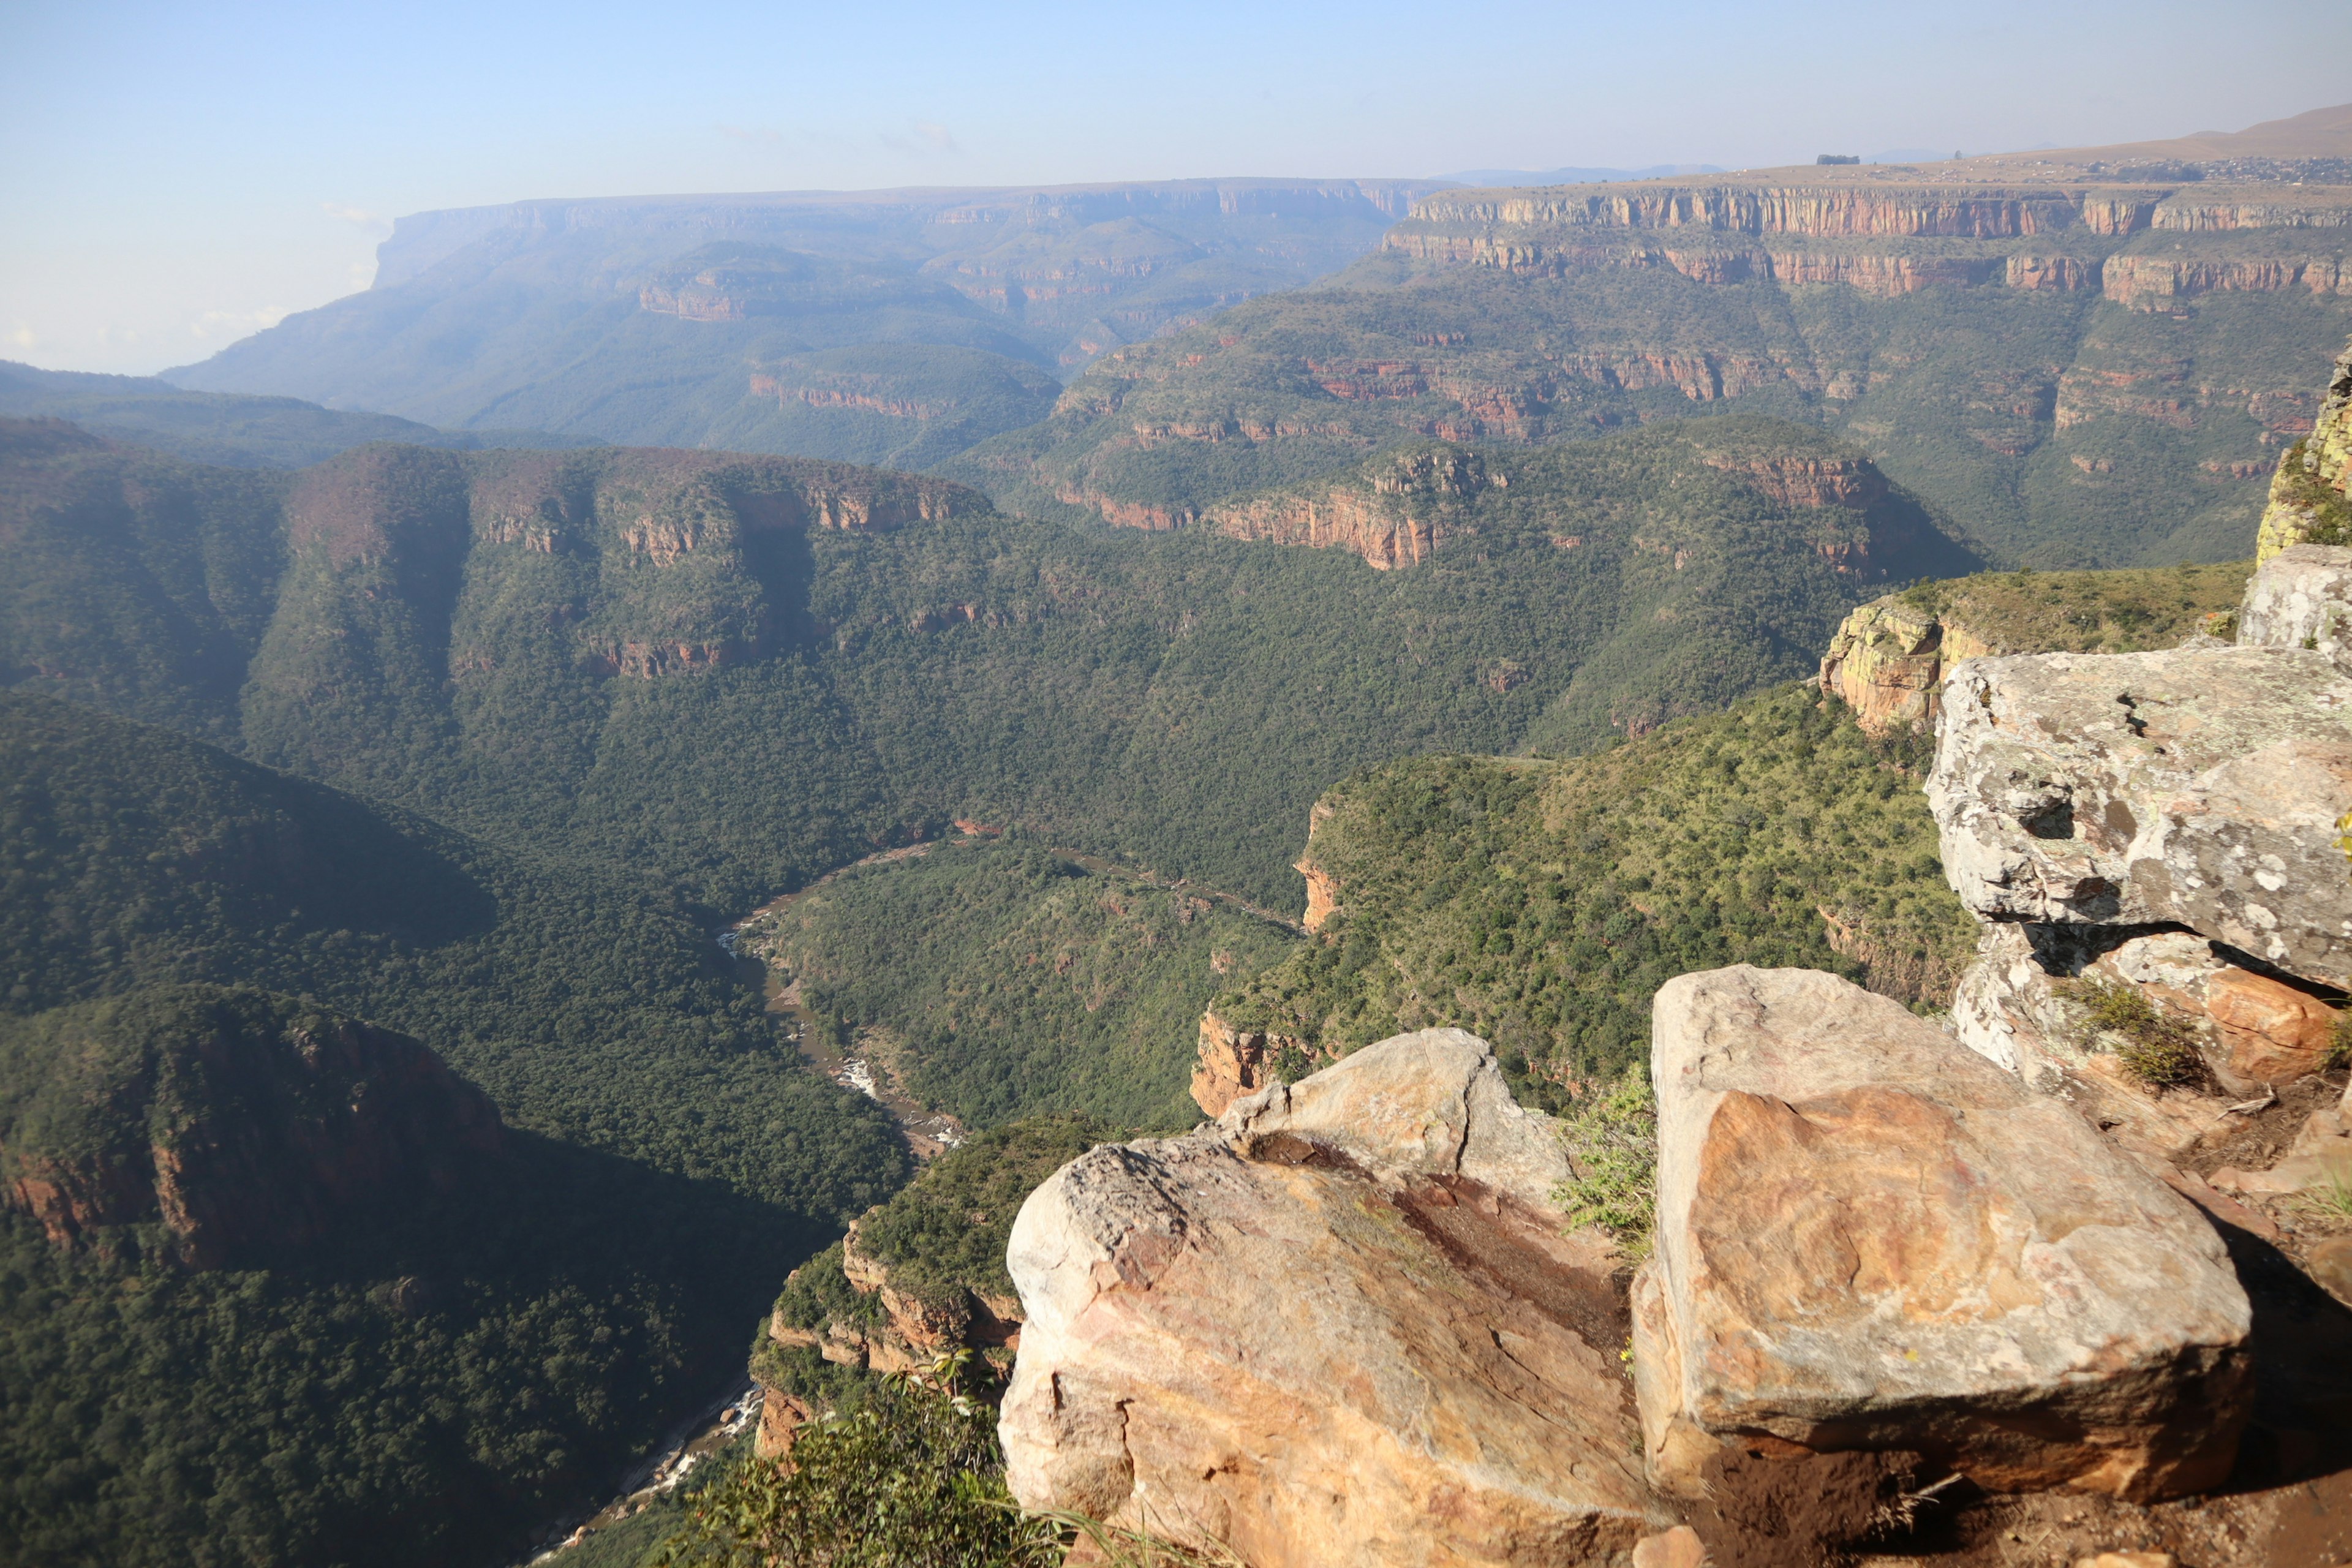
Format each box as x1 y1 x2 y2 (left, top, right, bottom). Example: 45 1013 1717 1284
1926 646 2352 985
1637 967 2253 1504
997 1029 1660 1567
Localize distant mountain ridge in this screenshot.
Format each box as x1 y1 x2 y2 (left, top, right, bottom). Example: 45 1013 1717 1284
160 178 1452 467
0 359 600 469
951 113 2352 568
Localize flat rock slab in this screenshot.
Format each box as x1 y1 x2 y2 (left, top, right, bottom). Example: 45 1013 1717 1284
1928 646 2352 986
1638 967 2252 1502
1000 1030 1661 1566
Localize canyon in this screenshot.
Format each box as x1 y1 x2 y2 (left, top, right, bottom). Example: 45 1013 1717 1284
995 541 2352 1565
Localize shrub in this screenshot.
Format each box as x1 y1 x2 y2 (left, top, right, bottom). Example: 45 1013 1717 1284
1553 1060 1659 1258
657 1353 1060 1568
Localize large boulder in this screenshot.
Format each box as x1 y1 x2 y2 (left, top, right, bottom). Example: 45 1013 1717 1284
2239 543 2352 660
998 1028 1662 1566
1636 967 2252 1503
1927 644 2352 986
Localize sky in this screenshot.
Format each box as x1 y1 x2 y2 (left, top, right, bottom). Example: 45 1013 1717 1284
4 0 2348 375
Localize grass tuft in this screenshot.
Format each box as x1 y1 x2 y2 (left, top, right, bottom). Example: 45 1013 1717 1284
2067 976 2203 1087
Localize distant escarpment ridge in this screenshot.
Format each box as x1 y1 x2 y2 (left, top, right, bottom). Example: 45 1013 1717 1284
960 122 2352 570
159 178 1454 469
2 409 1970 913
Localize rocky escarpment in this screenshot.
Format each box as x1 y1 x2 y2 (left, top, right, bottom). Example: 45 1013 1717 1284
1013 1011 2289 1562
1926 544 2352 1054
2256 334 2352 561
750 1115 1103 1461
1385 178 2352 305
0 986 502 1268
1202 447 1489 569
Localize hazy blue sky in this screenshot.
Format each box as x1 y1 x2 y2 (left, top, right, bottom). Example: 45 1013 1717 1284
4 0 2347 375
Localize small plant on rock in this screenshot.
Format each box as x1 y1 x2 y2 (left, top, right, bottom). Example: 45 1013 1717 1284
1553 1060 1659 1259
2067 976 2203 1087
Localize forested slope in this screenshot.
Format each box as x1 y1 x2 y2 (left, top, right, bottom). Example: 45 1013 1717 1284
744 839 1301 1129
0 691 904 1567
0 415 1972 911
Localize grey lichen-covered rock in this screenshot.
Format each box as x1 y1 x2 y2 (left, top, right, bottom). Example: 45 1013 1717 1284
1953 924 2343 1105
998 1028 1660 1567
1637 967 2252 1504
2238 543 2352 660
1928 645 2352 985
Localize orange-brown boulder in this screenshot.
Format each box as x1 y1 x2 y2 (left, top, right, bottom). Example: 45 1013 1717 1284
1638 967 2252 1504
1001 1028 1664 1565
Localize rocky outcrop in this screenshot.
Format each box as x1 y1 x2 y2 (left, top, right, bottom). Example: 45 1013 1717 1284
2208 1079 2352 1197
2103 253 2350 311
1000 1029 1660 1565
1 986 503 1269
1208 487 1443 568
2256 339 2352 561
1698 450 1885 509
1637 966 2253 1502
1200 447 1488 569
1927 644 2352 983
1188 1011 1310 1117
1818 597 1996 735
1953 924 2340 1112
767 1219 1023 1379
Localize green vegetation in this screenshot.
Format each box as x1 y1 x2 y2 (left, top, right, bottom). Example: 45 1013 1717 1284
843 1113 1114 1305
1212 685 1977 1105
658 1356 1057 1568
1892 560 2252 654
758 1114 1114 1407
2271 437 2352 548
2067 976 2205 1087
752 842 1299 1128
1551 1061 1659 1259
0 691 906 1566
1 415 1972 914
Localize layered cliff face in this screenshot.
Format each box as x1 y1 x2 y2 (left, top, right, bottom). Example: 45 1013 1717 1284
752 1114 1107 1459
0 986 502 1268
2256 334 2352 560
1200 445 1488 568
1381 179 2352 314
965 168 2352 569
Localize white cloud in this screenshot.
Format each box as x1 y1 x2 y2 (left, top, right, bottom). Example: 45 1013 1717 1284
718 124 788 147
322 202 393 236
880 120 959 157
189 306 289 342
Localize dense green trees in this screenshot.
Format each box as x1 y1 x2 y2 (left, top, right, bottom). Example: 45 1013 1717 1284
0 692 907 1566
752 842 1297 1128
1212 685 1978 1107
